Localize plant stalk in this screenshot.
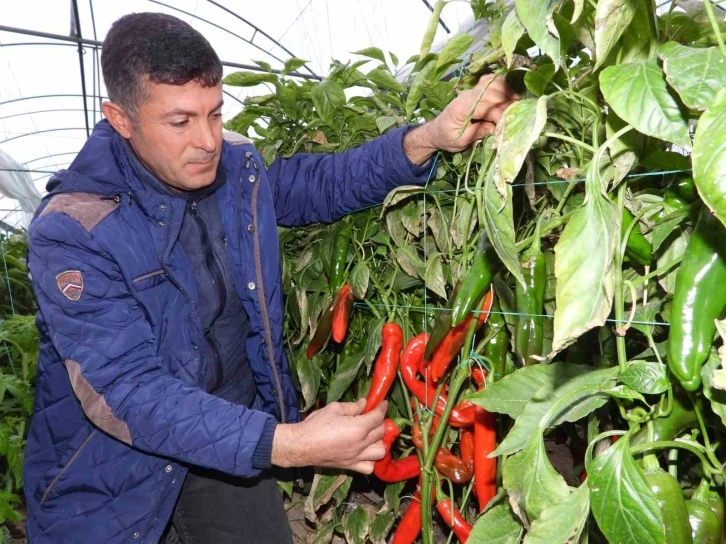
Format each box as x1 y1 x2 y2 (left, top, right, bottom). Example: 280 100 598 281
703 0 726 56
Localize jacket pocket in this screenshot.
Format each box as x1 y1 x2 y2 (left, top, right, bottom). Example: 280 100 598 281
132 269 167 291
40 429 97 505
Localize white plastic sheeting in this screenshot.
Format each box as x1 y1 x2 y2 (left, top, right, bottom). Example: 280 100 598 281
0 0 481 230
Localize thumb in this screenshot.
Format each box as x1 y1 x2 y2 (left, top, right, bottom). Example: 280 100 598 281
333 398 367 416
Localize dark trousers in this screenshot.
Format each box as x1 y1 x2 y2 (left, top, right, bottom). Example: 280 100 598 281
162 467 293 544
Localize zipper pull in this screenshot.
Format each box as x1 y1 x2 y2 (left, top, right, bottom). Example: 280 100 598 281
222 235 227 249
244 151 252 169
190 201 198 216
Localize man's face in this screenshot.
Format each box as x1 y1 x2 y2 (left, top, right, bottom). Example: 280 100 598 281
122 80 224 191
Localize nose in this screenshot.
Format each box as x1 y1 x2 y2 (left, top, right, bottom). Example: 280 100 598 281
193 119 217 154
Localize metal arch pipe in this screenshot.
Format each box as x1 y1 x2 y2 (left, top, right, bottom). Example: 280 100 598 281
0 128 88 145
205 0 320 78
0 94 108 108
23 152 80 167
0 108 103 122
71 0 91 138
0 24 321 81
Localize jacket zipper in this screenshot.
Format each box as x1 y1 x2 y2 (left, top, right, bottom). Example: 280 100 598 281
190 200 227 392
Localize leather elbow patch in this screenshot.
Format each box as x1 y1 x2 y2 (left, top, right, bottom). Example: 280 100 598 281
65 359 132 445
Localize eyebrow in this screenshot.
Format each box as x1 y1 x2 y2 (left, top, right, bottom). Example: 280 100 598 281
164 100 224 118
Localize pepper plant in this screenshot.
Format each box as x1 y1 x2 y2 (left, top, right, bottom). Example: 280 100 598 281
223 1 726 542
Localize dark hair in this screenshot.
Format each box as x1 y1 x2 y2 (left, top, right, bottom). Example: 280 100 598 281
101 12 223 116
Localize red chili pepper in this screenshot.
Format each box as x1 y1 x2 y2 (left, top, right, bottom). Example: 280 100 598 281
430 289 493 383
401 333 476 428
373 419 421 483
436 497 472 542
363 322 404 414
331 284 354 343
392 491 422 544
411 418 474 484
470 369 497 511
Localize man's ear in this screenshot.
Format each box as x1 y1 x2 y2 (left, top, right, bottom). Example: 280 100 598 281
102 101 134 139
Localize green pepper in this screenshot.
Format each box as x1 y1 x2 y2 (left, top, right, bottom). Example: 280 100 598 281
329 222 352 295
671 176 698 204
668 207 726 391
686 480 723 544
630 389 698 447
514 214 547 366
483 298 509 382
425 280 462 360
622 207 653 265
706 491 725 544
450 233 497 327
643 453 693 544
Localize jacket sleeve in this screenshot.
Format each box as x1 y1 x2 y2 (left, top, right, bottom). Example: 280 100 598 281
267 124 434 227
28 213 277 477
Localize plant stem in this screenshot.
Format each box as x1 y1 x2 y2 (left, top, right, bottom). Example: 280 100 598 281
614 184 628 373
543 132 596 153
630 440 722 477
703 0 726 56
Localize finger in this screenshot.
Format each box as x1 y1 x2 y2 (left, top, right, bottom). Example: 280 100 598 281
365 421 386 443
473 121 497 140
475 102 510 124
355 400 388 429
357 440 387 462
349 461 376 475
332 398 367 416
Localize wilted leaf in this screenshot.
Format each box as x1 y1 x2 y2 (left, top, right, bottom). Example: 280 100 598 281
660 42 726 111
493 97 549 194
305 473 349 521
600 60 691 150
692 88 726 229
594 0 638 69
343 505 371 544
369 511 396 544
395 245 425 278
502 9 526 68
350 262 370 300
657 227 689 294
551 161 619 355
380 185 425 216
424 254 448 299
483 168 527 289
514 0 561 67
297 354 321 411
587 437 665 544
386 208 408 248
606 110 640 186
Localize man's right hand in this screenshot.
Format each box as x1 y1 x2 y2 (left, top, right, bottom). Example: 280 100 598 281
271 398 387 474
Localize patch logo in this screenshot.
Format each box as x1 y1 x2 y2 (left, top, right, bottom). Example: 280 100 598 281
56 270 84 301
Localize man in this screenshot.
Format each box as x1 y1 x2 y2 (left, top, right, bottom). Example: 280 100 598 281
23 12 517 544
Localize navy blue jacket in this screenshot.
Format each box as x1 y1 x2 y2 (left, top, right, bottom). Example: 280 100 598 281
23 119 430 543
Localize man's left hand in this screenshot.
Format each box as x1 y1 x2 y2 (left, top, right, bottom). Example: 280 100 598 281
403 74 520 165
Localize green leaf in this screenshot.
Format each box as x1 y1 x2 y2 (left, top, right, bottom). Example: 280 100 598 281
600 60 691 150
693 88 726 229
465 363 564 417
659 43 726 111
369 510 395 543
366 68 404 93
332 475 353 505
376 115 398 134
353 46 387 64
618 0 657 65
365 318 385 373
326 350 365 403
651 206 691 252
701 351 726 427
395 245 425 278
494 366 618 456
587 436 665 544
608 384 647 403
297 354 322 411
311 78 346 127
469 503 523 543
223 71 278 87
620 361 668 394
343 505 371 544
350 262 370 300
503 433 571 526
282 58 308 75
382 481 407 514
657 226 689 295
514 0 561 67
493 97 548 194
483 168 527 289
571 0 585 23
386 209 408 247
276 479 293 498
630 299 664 339
523 484 590 544
502 9 526 68
524 63 556 96
551 162 619 355
252 59 272 72
450 197 476 250
311 523 334 544
425 254 448 299
436 34 475 69
594 0 638 69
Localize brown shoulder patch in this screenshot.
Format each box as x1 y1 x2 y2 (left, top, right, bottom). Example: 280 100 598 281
40 193 119 231
57 270 84 301
223 130 253 146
